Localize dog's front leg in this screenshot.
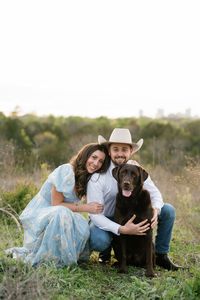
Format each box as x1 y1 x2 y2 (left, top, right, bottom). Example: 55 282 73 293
119 236 128 273
145 231 155 277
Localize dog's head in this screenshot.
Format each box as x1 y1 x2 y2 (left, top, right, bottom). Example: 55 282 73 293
112 164 148 197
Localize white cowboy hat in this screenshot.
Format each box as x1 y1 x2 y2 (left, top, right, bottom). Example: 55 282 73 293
98 128 143 154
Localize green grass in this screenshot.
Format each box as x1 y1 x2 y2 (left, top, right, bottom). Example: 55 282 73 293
0 256 199 300
0 223 200 300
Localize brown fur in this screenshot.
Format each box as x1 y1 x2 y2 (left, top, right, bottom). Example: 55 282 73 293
112 163 155 277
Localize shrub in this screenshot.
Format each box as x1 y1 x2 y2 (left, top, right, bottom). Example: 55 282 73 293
1 183 37 215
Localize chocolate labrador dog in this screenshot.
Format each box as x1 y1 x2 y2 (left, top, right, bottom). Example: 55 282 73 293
112 163 155 277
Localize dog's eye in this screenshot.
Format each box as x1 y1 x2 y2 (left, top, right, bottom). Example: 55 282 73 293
121 171 128 177
131 173 137 179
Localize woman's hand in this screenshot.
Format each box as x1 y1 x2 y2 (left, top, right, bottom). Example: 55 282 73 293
51 186 103 214
86 202 104 214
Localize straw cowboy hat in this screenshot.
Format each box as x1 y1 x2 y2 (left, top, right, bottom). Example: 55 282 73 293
98 128 143 154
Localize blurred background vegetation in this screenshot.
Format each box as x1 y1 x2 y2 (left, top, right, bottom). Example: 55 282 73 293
0 111 199 172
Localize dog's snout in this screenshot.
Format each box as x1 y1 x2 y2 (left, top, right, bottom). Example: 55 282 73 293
123 180 130 184
123 180 131 187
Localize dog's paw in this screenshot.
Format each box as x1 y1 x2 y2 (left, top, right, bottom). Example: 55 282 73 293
119 266 128 273
111 261 119 268
145 271 156 278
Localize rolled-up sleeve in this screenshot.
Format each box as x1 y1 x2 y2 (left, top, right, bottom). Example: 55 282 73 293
89 214 120 235
143 176 164 213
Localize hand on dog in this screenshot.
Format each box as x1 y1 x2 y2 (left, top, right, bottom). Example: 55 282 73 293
151 208 159 228
119 214 150 235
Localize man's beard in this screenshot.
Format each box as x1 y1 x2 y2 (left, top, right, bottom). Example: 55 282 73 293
112 157 127 165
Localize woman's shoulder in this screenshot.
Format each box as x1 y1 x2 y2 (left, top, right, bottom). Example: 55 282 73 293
46 163 75 193
53 163 73 172
48 163 74 183
89 168 109 184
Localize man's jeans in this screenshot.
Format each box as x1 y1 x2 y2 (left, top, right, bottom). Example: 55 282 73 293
89 203 175 254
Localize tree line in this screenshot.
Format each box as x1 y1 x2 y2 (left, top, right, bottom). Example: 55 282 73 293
0 112 199 172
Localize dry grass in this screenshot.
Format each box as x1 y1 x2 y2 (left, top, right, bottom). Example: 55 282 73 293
148 163 200 242
1 161 200 240
0 163 51 192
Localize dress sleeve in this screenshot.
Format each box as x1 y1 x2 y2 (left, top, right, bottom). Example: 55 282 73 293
47 164 75 194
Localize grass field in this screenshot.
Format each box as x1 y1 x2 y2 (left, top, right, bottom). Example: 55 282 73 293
0 164 200 299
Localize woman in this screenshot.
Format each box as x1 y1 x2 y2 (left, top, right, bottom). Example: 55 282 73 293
6 143 110 267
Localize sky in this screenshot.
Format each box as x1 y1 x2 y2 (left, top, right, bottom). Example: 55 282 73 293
0 0 200 119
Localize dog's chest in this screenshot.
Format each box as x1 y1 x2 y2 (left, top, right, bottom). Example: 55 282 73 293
115 191 152 225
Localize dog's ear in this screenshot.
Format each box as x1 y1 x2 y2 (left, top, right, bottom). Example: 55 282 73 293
112 166 120 181
135 165 148 183
140 167 148 182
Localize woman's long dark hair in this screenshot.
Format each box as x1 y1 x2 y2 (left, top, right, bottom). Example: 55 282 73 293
70 143 110 199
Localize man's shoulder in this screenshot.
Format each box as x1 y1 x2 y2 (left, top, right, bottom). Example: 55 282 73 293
90 172 106 182
127 160 140 166
89 166 111 183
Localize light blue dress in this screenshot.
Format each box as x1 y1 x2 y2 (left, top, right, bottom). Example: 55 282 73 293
6 164 90 267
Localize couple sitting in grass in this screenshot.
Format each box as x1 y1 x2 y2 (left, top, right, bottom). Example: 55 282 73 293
6 128 181 271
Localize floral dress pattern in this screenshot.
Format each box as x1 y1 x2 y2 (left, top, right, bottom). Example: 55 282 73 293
6 164 90 267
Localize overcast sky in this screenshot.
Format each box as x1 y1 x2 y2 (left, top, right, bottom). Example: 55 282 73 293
0 0 200 118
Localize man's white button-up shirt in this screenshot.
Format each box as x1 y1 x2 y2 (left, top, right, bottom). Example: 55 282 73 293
87 161 164 235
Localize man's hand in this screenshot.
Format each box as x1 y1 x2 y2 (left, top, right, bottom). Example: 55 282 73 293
151 208 159 228
118 215 150 235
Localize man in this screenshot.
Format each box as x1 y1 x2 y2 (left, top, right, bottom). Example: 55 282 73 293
87 128 181 270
